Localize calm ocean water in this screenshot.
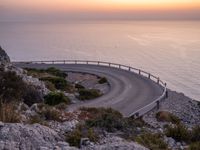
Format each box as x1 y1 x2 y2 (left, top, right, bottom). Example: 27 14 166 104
0 21 200 100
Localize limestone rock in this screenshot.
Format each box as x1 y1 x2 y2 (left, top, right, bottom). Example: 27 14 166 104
0 46 10 65
82 135 149 150
0 123 78 150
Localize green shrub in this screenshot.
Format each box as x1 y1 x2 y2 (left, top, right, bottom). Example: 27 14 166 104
66 125 99 148
40 77 68 90
156 111 180 124
25 67 67 78
0 70 43 106
44 81 56 91
28 114 44 124
46 67 67 78
40 107 62 122
165 124 190 142
98 77 108 84
75 84 85 90
135 133 168 150
0 71 26 103
189 142 200 150
55 103 68 110
23 86 43 106
44 92 70 106
85 107 124 132
66 128 82 147
0 102 21 123
87 128 99 143
78 89 102 100
191 126 200 142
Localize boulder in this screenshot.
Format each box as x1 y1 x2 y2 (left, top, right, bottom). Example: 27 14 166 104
0 46 10 65
0 123 78 150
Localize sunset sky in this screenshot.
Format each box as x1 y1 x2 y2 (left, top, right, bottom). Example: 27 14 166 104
0 0 200 21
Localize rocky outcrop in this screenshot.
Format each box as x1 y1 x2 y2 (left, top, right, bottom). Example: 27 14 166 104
82 135 148 150
143 90 200 128
143 90 200 150
0 46 49 97
0 122 78 150
0 46 10 65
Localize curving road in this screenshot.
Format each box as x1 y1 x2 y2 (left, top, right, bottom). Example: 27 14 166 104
15 63 163 117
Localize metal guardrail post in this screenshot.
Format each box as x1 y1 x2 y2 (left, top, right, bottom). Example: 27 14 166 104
156 101 160 110
157 78 160 84
139 70 141 75
148 73 151 79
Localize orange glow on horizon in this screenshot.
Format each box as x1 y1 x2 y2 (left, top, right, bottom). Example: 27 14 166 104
2 0 200 12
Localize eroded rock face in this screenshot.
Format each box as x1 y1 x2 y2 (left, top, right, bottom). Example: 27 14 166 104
82 135 149 150
0 122 78 150
0 46 49 97
0 46 10 65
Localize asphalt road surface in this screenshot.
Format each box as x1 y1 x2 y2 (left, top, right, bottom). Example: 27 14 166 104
15 63 163 117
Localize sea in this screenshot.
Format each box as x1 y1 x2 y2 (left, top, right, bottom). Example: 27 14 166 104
0 20 199 100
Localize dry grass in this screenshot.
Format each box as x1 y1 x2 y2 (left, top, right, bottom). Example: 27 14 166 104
156 111 180 124
0 102 21 123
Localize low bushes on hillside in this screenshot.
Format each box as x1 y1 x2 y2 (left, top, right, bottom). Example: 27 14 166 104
40 76 69 90
191 125 200 142
165 123 190 142
135 133 168 150
78 89 102 100
0 70 43 106
66 124 99 148
85 107 123 132
0 71 26 103
25 67 67 78
189 142 200 150
156 111 180 124
98 77 108 84
75 84 85 90
23 86 43 106
44 92 70 106
45 67 67 78
0 102 21 123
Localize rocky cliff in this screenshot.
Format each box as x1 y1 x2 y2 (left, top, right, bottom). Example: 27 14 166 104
0 46 10 66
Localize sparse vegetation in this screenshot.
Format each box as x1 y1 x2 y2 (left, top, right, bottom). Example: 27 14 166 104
75 84 85 90
0 71 26 103
156 111 180 124
191 125 200 142
85 107 123 132
98 77 108 84
44 92 70 106
78 89 102 100
0 102 21 123
40 106 62 122
66 124 99 148
135 133 168 150
40 76 69 90
189 142 200 150
165 123 190 142
25 67 67 78
0 70 42 106
23 85 43 106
